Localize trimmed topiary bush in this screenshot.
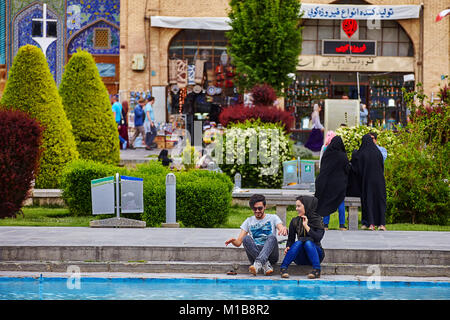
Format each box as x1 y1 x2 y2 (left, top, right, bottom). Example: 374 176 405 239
0 45 79 188
0 109 43 218
59 50 120 165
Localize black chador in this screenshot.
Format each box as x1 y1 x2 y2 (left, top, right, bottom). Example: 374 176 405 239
349 134 386 227
315 136 350 217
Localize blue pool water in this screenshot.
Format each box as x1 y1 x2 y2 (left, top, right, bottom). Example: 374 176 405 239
0 277 449 300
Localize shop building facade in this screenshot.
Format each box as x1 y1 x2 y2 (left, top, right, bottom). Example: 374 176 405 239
118 0 449 131
1 0 449 131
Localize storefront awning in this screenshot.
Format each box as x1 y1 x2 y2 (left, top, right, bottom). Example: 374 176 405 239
150 16 231 31
300 4 421 20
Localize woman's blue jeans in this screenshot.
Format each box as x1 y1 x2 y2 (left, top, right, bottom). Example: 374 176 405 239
323 200 346 226
280 240 324 270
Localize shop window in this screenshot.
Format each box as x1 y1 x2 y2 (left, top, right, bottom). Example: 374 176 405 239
168 30 228 69
94 28 110 49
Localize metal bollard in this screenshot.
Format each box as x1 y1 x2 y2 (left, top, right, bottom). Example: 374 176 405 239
234 173 241 190
162 173 179 228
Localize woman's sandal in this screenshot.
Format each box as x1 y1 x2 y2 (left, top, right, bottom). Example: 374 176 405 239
226 270 237 275
307 269 321 279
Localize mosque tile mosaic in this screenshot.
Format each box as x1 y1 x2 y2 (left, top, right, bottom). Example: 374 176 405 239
10 0 65 20
7 0 120 84
1 0 6 64
67 0 120 39
68 20 119 55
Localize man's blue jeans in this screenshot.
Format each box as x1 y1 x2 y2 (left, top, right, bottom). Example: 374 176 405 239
242 235 279 265
280 240 324 270
323 200 346 226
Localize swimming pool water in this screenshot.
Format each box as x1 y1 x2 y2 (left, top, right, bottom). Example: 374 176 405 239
0 277 449 300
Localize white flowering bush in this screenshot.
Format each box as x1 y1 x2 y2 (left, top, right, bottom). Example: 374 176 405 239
335 125 399 160
217 119 292 188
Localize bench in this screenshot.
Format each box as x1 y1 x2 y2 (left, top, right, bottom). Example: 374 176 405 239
232 190 361 230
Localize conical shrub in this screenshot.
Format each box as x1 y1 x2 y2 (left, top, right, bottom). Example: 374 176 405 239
0 45 79 188
59 50 120 164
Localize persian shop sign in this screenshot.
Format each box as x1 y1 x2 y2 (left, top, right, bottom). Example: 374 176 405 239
322 40 376 56
300 4 421 20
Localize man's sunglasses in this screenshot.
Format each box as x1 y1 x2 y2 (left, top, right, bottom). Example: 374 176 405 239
252 206 264 212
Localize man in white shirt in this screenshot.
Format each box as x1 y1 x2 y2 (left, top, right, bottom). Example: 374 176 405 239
225 194 288 276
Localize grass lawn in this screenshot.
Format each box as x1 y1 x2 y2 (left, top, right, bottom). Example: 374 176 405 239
0 207 99 227
0 205 448 231
218 205 450 232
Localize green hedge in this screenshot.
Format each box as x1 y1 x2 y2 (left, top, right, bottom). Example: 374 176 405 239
1 45 79 188
61 160 233 227
59 50 120 165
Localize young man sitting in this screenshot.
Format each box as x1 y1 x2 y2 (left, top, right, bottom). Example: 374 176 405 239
225 194 288 276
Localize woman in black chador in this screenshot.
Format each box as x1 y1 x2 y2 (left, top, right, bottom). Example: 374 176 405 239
350 134 387 231
314 136 350 219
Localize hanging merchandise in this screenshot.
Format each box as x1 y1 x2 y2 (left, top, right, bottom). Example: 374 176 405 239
179 88 187 114
169 59 177 84
207 86 216 96
194 59 206 84
171 84 180 95
215 64 224 75
226 65 235 77
220 50 228 66
187 65 196 85
176 59 188 89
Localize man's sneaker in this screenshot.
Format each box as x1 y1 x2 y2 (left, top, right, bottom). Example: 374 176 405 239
280 268 289 279
263 261 273 276
249 260 262 276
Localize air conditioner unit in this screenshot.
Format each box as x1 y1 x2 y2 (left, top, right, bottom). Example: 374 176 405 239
131 54 146 71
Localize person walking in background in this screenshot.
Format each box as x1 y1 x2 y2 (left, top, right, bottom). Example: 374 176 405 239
119 100 130 149
350 134 387 231
316 134 349 230
369 132 387 163
280 196 325 279
128 98 147 149
111 95 127 149
304 104 324 152
360 103 368 125
144 96 157 150
225 194 288 276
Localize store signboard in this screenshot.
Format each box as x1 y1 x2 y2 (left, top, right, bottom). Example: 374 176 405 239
322 40 376 56
324 99 360 135
300 4 421 20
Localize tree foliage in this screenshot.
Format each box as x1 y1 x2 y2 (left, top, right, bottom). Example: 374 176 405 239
227 0 303 94
59 50 120 165
384 79 449 225
0 109 43 218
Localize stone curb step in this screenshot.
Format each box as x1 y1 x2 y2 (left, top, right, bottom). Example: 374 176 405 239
1 261 449 277
2 246 448 266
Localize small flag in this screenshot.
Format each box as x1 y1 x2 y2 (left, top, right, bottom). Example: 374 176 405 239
435 8 450 22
